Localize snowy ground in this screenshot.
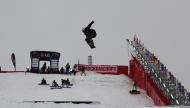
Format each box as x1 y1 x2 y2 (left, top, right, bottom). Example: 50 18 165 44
0 72 186 108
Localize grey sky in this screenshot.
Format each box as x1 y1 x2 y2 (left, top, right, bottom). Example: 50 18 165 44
0 0 190 89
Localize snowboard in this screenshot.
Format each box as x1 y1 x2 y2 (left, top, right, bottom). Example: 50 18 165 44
38 83 49 85
24 100 100 104
50 86 71 89
129 90 140 94
85 38 95 49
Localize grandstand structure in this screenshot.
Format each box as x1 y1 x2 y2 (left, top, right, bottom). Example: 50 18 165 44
127 36 190 106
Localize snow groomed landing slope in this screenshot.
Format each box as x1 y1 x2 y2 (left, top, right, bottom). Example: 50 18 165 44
0 72 154 108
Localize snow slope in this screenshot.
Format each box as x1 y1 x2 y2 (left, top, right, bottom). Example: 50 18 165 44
0 72 155 108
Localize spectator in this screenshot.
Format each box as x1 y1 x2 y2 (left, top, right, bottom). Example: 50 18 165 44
26 66 30 72
65 62 70 74
60 67 65 74
41 62 47 73
46 66 50 73
72 64 77 75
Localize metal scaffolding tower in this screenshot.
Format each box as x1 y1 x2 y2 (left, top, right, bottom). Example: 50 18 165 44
88 55 92 65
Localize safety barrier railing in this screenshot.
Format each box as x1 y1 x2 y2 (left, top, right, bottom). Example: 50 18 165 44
127 36 190 106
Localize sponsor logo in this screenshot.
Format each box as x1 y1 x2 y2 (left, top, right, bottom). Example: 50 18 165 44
40 53 50 58
84 65 118 73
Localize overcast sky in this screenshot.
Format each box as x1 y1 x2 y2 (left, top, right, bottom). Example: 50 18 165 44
0 0 190 89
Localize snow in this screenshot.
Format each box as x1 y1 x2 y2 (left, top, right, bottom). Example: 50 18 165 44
0 72 156 108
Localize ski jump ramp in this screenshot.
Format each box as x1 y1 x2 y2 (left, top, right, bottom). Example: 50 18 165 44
0 72 154 108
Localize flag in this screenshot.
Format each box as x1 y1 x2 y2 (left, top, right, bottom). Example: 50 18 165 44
11 53 16 71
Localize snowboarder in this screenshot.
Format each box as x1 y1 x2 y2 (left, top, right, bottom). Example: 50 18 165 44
61 78 72 88
82 21 96 39
80 65 86 76
82 20 97 49
129 81 140 94
40 78 47 85
52 80 59 87
133 81 137 91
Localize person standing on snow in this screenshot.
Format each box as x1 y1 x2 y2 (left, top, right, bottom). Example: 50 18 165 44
72 64 77 75
80 65 86 76
60 67 65 74
133 81 137 91
65 62 70 74
41 62 47 73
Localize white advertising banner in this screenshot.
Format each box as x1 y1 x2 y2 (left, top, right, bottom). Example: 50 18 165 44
84 65 118 73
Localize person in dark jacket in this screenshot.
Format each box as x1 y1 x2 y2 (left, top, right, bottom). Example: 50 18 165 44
40 78 47 85
80 65 86 76
61 78 72 87
65 63 71 74
82 21 96 39
82 21 97 49
41 62 47 73
52 80 59 87
60 67 65 74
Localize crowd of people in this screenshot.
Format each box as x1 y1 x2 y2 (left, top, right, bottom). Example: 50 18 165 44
36 62 87 89
39 62 86 76
0 62 86 76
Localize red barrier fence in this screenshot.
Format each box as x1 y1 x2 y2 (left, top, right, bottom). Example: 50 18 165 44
129 57 170 106
75 64 128 75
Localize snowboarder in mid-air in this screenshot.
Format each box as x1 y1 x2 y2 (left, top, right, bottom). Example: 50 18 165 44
82 20 97 49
